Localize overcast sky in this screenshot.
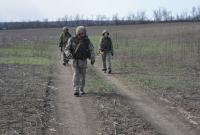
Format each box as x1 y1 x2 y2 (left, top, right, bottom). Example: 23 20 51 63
0 0 200 22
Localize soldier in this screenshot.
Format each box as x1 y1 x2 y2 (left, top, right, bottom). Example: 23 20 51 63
99 30 114 74
59 26 71 66
65 26 95 97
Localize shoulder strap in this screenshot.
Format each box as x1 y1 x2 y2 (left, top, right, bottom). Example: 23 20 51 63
74 37 90 54
74 42 81 54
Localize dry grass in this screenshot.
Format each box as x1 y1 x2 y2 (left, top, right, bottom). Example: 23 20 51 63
1 22 200 134
89 22 200 127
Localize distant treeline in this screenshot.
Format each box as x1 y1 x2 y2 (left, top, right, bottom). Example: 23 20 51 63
1 6 200 30
0 20 153 30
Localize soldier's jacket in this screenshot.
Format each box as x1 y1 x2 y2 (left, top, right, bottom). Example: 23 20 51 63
99 37 113 53
65 36 95 68
59 32 71 47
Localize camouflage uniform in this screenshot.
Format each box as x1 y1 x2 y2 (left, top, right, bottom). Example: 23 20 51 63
65 26 95 96
59 27 71 65
99 30 113 74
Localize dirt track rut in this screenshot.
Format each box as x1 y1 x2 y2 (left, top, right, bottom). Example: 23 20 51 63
93 64 199 135
54 64 99 135
53 59 199 135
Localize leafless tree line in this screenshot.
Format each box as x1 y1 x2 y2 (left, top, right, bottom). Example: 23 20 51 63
153 7 200 22
1 6 200 30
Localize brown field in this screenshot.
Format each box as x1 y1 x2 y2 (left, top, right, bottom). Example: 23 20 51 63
0 22 200 134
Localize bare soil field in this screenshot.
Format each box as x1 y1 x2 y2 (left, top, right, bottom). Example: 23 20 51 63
0 64 56 134
0 29 58 134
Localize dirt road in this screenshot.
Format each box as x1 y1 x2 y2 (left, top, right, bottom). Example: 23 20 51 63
53 59 199 135
94 61 200 135
54 64 99 135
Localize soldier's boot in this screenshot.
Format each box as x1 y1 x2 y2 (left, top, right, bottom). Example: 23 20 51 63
74 91 80 97
108 69 112 74
65 59 69 64
63 59 69 66
74 90 80 97
80 89 86 95
63 62 67 66
102 68 107 73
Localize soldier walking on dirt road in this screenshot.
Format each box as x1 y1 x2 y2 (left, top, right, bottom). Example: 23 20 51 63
99 30 114 74
64 26 95 97
59 26 71 66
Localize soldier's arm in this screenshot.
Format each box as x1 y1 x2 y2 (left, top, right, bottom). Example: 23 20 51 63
99 37 103 51
68 33 72 37
59 34 63 47
88 39 96 62
65 37 73 51
110 38 114 55
64 37 74 59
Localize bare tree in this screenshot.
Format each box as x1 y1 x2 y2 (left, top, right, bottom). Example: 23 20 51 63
43 18 49 27
191 6 200 20
96 15 107 25
153 8 173 22
62 15 69 25
162 8 173 21
136 11 146 22
153 8 163 22
197 6 200 20
112 13 119 25
2 5 200 30
127 13 135 24
75 14 80 26
179 10 189 21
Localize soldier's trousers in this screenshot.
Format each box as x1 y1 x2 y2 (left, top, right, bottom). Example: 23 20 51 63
102 52 112 70
72 60 87 92
63 52 69 63
61 47 69 63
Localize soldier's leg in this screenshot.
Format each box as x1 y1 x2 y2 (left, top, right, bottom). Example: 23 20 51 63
72 66 80 95
63 52 69 65
107 53 112 74
79 68 86 95
102 52 107 72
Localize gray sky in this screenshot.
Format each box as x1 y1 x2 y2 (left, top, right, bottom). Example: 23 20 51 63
0 0 200 22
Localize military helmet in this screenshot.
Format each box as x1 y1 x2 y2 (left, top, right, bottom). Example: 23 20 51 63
63 26 68 31
102 30 109 35
76 26 86 35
